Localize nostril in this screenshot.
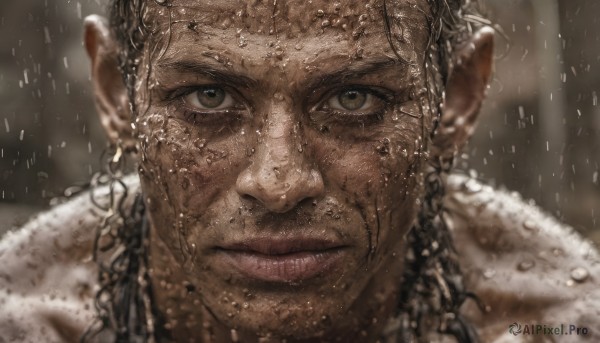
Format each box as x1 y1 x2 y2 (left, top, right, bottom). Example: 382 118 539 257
236 164 325 213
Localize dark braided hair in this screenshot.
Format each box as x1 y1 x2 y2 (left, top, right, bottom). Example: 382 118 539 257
84 0 491 342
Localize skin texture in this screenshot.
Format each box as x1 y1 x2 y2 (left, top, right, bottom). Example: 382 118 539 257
1 176 599 342
1 0 598 342
133 1 431 341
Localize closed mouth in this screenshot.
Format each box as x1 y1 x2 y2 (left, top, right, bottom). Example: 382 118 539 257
215 238 347 282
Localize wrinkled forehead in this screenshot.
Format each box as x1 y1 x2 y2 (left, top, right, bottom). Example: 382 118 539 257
142 0 433 62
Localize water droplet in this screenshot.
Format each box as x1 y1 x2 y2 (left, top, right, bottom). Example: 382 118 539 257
570 267 589 283
230 329 239 342
463 179 482 193
238 36 247 48
517 260 535 271
522 220 538 231
483 268 496 279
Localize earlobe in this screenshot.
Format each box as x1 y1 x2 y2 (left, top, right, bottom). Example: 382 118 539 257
432 26 495 162
84 15 135 151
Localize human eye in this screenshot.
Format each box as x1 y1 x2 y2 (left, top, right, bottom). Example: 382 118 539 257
175 85 246 124
328 89 375 112
183 86 236 110
316 87 389 124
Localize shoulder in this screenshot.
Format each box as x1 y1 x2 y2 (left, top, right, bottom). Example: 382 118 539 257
0 175 140 342
444 174 600 342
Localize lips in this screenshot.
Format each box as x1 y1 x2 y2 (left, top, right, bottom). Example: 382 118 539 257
215 238 347 283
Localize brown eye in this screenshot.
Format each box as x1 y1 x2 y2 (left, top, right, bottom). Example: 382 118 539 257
184 86 234 110
327 88 377 113
197 87 225 108
338 90 367 110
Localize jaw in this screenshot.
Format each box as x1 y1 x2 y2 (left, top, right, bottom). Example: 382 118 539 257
146 214 408 341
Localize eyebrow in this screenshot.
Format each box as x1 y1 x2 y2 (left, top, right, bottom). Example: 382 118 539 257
156 60 259 88
307 57 399 90
156 57 400 90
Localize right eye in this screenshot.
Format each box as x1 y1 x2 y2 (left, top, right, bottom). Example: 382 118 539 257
328 89 372 112
183 86 236 110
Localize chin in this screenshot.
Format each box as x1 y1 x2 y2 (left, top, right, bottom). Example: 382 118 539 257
196 261 389 342
212 297 352 340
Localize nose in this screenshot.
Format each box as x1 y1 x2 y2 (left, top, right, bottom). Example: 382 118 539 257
236 111 324 213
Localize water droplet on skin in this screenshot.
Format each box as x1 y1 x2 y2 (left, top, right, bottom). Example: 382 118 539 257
238 36 247 47
230 328 239 342
523 220 538 231
517 260 535 271
570 267 589 283
483 269 496 279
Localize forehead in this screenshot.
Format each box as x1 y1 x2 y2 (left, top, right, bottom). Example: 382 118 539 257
145 0 430 33
143 0 432 67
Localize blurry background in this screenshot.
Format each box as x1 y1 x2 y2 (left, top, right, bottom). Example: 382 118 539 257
0 0 599 243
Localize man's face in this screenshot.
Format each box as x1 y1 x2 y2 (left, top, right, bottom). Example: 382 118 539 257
133 0 432 338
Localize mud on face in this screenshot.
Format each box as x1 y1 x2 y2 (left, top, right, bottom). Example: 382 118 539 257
130 0 435 340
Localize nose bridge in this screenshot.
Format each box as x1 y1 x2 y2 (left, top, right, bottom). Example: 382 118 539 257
236 101 324 213
261 105 297 175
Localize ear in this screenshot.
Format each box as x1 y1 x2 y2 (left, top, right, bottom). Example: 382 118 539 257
84 15 135 151
431 26 494 162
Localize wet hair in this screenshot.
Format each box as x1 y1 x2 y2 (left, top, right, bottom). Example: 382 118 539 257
85 0 489 342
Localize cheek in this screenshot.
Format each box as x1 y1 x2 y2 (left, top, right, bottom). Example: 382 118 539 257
136 112 248 245
309 121 423 258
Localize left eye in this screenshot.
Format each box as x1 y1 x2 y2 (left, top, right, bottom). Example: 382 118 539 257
184 86 236 110
328 89 375 112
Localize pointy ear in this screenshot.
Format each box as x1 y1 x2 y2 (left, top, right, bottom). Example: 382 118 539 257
84 15 135 151
431 26 494 162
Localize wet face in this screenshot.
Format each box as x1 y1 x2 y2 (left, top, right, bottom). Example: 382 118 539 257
133 0 433 339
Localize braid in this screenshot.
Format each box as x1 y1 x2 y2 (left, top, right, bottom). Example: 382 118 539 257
382 0 488 341
81 147 159 343
392 161 479 342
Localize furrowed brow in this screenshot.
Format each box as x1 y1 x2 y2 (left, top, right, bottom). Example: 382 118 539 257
308 58 399 89
156 60 258 88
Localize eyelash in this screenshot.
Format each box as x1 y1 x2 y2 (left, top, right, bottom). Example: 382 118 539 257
169 86 246 124
165 85 392 126
314 87 392 124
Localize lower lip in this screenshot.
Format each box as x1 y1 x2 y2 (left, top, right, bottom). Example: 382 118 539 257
219 249 344 283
